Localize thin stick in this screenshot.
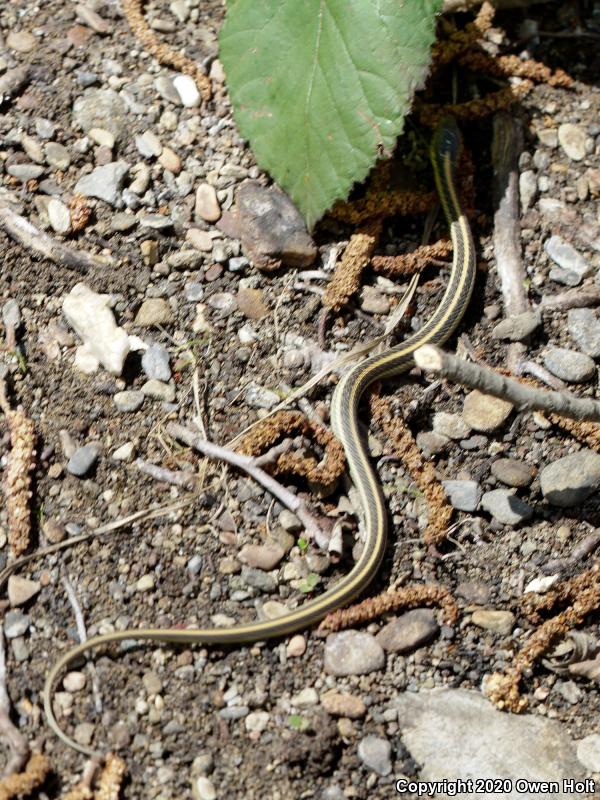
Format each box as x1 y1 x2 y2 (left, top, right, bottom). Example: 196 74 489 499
541 286 600 310
0 625 29 777
62 574 102 714
415 344 600 422
135 458 196 490
0 203 110 271
166 422 333 551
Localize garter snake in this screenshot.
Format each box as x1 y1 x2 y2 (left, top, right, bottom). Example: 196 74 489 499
43 118 475 757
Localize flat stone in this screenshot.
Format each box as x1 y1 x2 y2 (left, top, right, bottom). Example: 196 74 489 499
543 346 595 383
154 75 181 104
416 431 450 457
114 390 144 412
167 250 203 270
432 412 470 440
324 631 385 676
442 479 481 512
75 4 110 33
112 442 135 462
7 31 37 53
135 298 174 327
159 146 181 174
136 574 155 592
234 181 316 271
4 611 30 639
7 576 41 607
567 308 600 357
193 776 217 800
576 734 600 772
462 391 513 433
238 543 285 571
73 88 129 140
558 123 587 161
236 288 269 320
45 142 71 170
111 212 137 232
139 213 172 230
141 379 175 402
393 689 585 799
481 488 534 526
186 228 213 252
47 198 71 234
136 131 162 159
491 458 535 488
471 609 515 635
241 566 277 593
244 383 280 409
540 449 600 507
491 311 541 342
375 609 439 654
360 286 390 315
7 164 45 181
63 283 130 375
321 691 366 719
357 735 392 776
545 235 591 285
195 183 221 222
141 342 171 381
74 161 129 206
67 443 100 476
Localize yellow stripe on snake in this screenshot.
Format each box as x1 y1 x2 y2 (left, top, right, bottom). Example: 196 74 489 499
43 118 476 757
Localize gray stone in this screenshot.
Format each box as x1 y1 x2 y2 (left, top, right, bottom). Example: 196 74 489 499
234 181 316 271
393 689 585 799
114 390 144 412
142 343 171 381
139 213 172 230
47 198 71 234
375 609 439 654
185 282 204 302
154 75 182 104
74 162 129 206
357 735 392 776
73 89 129 140
576 734 600 773
141 379 175 402
324 631 385 676
135 298 174 327
463 391 513 433
238 544 285 571
519 169 537 211
540 450 600 507
45 142 71 170
545 235 591 286
2 299 20 330
111 213 137 232
241 566 277 593
432 412 470 441
360 286 390 315
67 443 100 477
416 431 450 457
442 479 481 512
491 311 541 342
481 489 534 526
543 346 595 383
4 611 30 639
491 458 535 488
7 164 44 181
558 123 587 161
471 609 515 635
567 308 600 357
244 383 280 410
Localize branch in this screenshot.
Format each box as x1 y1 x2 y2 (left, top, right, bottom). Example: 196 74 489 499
415 344 600 422
166 423 334 552
62 574 102 715
492 112 528 317
0 204 110 272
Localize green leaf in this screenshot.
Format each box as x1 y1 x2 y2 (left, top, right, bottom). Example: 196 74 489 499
288 714 310 731
298 573 320 593
220 0 442 227
297 537 308 552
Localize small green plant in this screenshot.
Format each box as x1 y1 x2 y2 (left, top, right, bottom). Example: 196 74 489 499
220 0 442 228
288 714 310 732
297 537 309 553
298 573 320 594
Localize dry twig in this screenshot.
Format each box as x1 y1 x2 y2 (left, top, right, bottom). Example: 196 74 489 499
415 344 600 422
0 204 109 272
135 459 196 491
0 626 28 778
166 422 334 551
62 574 102 715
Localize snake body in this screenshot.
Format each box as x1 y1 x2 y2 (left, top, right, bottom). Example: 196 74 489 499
43 119 475 757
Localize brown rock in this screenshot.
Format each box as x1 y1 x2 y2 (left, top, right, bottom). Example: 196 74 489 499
195 183 221 222
7 31 37 53
234 182 316 272
66 25 94 47
375 609 439 654
462 390 513 433
491 458 536 488
236 288 269 320
321 691 366 719
238 543 284 571
134 298 174 327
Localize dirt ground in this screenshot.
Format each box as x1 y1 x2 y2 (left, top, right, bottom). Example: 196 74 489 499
0 0 599 798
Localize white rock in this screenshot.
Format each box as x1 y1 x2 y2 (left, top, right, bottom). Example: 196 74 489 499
173 74 201 108
577 734 600 772
47 198 71 234
524 575 559 594
63 283 131 375
112 442 136 462
74 345 100 374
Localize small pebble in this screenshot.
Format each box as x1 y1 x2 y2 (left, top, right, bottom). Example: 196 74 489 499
324 631 385 676
432 412 470 440
545 235 591 285
135 298 174 327
136 574 155 592
114 390 144 412
286 635 306 657
540 450 600 507
471 609 515 635
244 383 280 410
67 443 100 477
543 346 595 383
462 391 513 433
112 442 135 462
142 343 171 381
245 711 269 733
357 735 392 776
375 609 439 653
63 671 86 692
481 488 533 526
7 31 37 53
321 691 366 719
238 543 285 571
173 74 201 107
4 611 30 639
491 311 541 342
193 776 217 800
195 183 221 222
7 576 41 607
576 734 600 773
567 308 600 357
442 479 481 512
186 228 213 252
491 458 535 488
141 379 176 402
558 123 587 161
